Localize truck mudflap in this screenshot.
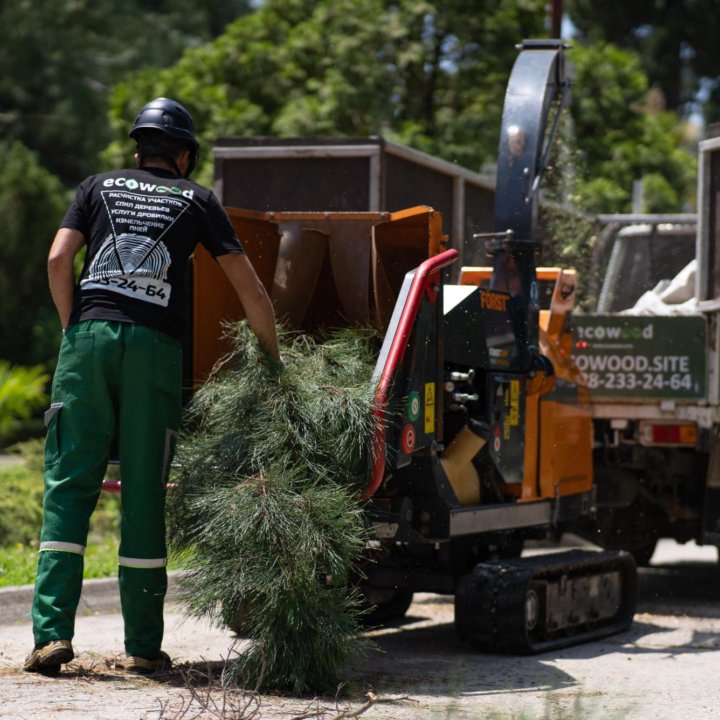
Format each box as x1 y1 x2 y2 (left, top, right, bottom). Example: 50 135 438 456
455 549 637 653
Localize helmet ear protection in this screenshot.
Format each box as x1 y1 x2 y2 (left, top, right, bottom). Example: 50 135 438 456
129 98 199 177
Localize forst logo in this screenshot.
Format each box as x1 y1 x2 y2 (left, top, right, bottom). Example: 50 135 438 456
576 323 654 341
102 176 194 199
479 290 509 312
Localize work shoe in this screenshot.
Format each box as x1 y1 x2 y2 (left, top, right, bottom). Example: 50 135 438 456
124 650 172 675
23 639 74 674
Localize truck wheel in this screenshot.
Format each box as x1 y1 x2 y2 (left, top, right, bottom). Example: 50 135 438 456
222 599 250 635
629 540 657 567
359 587 414 626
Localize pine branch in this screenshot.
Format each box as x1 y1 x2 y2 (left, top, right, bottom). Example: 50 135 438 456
168 324 382 693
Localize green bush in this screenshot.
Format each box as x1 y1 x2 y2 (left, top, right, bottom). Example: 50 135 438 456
0 361 49 448
0 461 44 546
0 141 67 367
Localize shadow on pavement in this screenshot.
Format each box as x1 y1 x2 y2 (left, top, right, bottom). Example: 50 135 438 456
638 561 720 617
350 560 720 699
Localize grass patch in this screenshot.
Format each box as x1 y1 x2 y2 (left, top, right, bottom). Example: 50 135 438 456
0 543 38 586
0 535 120 587
0 537 190 588
0 440 188 587
0 439 123 587
0 458 44 546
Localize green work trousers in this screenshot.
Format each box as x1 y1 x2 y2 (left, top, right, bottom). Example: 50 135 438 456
32 320 182 659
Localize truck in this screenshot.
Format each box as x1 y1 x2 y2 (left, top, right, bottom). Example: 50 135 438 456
187 40 637 652
569 153 720 563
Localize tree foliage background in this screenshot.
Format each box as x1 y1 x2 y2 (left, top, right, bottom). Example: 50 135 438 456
103 0 549 182
569 41 697 214
0 0 706 367
0 142 67 367
0 0 253 185
566 0 720 121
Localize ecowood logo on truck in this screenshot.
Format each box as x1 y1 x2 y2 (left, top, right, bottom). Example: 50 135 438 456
573 317 705 396
578 323 654 341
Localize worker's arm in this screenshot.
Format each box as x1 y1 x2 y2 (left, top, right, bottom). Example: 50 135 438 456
216 252 281 362
47 228 85 330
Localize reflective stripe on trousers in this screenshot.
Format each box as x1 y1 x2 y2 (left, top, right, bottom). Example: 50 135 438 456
118 556 167 569
39 541 86 555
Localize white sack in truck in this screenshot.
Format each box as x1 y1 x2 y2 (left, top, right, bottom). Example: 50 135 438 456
621 260 698 316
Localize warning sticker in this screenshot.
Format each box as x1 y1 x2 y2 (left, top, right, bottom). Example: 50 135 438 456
509 380 520 425
424 382 435 434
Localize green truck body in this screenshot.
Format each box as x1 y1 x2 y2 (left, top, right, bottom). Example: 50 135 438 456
573 315 707 401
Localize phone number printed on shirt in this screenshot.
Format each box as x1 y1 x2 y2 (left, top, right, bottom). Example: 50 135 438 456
81 275 171 307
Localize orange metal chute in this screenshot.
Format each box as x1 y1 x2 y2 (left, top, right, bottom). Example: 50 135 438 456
191 206 444 386
535 267 593 501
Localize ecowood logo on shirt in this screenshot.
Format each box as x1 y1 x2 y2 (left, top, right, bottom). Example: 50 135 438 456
102 177 194 199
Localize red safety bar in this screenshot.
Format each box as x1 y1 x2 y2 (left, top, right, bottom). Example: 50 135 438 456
102 479 176 493
367 248 458 498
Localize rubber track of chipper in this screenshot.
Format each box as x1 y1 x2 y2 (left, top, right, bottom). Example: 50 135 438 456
455 550 637 654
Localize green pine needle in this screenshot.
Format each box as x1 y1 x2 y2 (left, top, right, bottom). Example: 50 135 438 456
168 324 381 693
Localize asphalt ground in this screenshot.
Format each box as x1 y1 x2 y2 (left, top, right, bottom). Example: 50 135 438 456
1 540 719 720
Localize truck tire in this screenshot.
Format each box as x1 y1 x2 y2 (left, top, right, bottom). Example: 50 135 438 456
629 539 657 567
359 587 414 626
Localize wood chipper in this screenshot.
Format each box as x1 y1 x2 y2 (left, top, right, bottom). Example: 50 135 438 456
190 40 637 653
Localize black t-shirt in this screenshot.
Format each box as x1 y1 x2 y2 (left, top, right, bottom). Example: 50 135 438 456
61 167 244 341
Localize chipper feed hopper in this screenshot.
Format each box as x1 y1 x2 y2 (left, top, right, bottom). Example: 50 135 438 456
192 40 637 652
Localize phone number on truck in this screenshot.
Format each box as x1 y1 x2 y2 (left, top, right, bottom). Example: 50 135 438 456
584 372 693 392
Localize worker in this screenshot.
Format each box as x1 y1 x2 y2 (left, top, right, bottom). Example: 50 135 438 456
25 97 281 675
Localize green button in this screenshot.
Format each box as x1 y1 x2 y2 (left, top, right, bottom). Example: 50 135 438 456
407 391 420 421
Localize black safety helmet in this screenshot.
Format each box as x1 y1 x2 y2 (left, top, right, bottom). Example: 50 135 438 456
129 97 199 177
